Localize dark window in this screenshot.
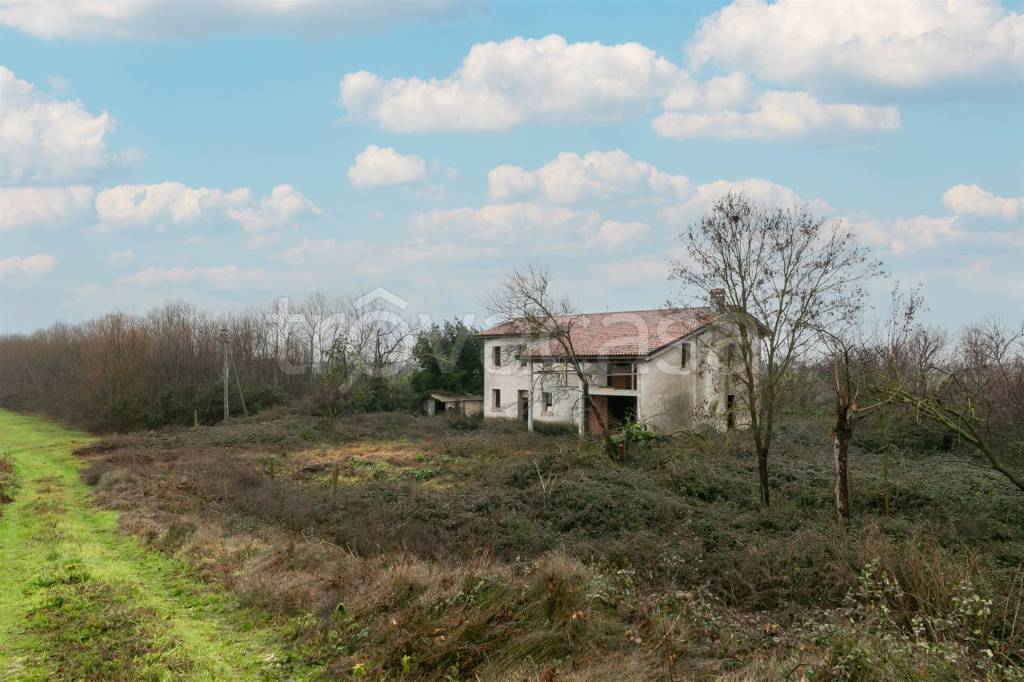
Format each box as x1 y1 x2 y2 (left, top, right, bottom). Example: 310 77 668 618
492 345 501 367
492 388 501 409
543 392 553 411
681 342 690 369
726 394 736 430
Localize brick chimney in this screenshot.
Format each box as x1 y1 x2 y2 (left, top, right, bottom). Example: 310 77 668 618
710 288 726 312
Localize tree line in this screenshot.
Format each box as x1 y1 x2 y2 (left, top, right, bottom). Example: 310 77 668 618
0 297 484 431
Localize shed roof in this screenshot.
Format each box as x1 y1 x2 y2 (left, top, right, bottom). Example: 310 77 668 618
427 392 483 403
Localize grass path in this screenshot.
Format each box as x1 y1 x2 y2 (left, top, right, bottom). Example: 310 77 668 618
0 410 312 681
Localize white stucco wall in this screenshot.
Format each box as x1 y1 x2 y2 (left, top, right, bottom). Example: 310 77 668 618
638 337 700 433
482 336 583 427
482 337 528 421
482 321 761 433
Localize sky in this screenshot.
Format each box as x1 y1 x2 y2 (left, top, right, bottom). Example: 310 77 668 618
0 0 1022 334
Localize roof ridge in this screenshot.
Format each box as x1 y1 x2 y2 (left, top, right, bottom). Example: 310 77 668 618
558 305 711 317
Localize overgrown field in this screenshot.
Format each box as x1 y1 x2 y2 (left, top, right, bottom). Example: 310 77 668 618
68 409 1023 680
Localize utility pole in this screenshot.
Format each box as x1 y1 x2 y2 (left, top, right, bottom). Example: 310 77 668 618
220 327 230 422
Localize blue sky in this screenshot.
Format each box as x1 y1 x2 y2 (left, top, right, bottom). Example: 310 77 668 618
1 0 1022 333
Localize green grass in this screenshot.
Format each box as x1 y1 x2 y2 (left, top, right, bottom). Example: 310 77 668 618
0 409 315 681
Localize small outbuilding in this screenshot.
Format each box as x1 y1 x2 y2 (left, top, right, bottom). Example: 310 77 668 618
423 392 484 417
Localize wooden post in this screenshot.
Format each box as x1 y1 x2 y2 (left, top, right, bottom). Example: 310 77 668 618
232 356 249 417
220 327 230 422
527 360 534 432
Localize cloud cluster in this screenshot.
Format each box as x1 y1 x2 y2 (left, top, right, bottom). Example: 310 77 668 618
0 66 137 182
660 177 830 224
411 202 599 244
224 184 322 233
119 265 270 288
408 150 833 264
653 90 900 140
488 150 690 203
0 253 58 277
0 0 469 40
0 185 94 230
587 220 649 250
689 0 1023 90
340 35 680 132
92 182 320 238
849 215 964 255
338 33 912 142
94 182 251 231
942 184 1022 221
347 145 427 188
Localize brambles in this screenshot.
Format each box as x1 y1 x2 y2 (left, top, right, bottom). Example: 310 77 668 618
0 453 14 511
71 410 1024 678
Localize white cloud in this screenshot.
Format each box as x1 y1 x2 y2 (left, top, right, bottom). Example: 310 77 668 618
94 182 250 231
848 215 963 255
411 202 599 243
588 257 670 286
0 66 138 182
0 0 469 40
338 33 903 141
224 184 321 233
653 90 900 140
347 145 427 188
0 253 58 277
587 220 649 250
110 249 134 263
339 34 681 132
488 150 690 204
942 184 1022 221
119 265 270 289
661 71 753 111
0 185 93 230
660 178 830 224
276 237 496 277
689 0 1023 90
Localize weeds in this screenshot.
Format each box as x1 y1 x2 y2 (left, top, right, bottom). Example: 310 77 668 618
72 410 1024 679
0 453 14 511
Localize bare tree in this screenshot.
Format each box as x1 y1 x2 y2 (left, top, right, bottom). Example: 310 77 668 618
672 194 883 506
818 284 924 523
487 266 615 452
886 320 1024 493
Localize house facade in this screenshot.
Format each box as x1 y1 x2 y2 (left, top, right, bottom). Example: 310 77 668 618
478 294 766 434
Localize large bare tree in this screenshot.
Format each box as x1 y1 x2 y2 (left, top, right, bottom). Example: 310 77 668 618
672 193 882 507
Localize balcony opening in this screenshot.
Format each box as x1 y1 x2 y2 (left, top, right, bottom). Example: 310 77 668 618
605 362 637 390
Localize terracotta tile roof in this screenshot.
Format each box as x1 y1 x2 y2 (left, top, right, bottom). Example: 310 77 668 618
478 307 717 358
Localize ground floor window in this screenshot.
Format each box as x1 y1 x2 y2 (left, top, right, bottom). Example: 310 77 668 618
543 391 553 412
492 389 501 409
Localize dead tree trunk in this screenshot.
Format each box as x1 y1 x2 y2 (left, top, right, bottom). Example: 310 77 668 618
832 356 854 523
832 411 852 524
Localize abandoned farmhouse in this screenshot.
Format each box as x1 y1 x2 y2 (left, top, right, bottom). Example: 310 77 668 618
477 292 768 435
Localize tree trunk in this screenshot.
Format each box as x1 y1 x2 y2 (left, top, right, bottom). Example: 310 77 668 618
832 424 851 523
757 447 770 507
